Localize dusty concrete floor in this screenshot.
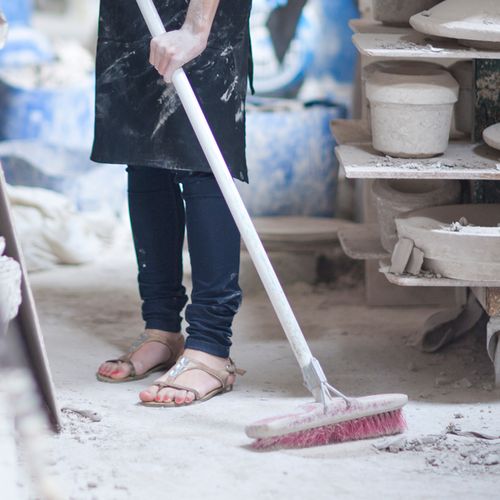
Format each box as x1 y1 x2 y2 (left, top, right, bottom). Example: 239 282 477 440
19 247 500 499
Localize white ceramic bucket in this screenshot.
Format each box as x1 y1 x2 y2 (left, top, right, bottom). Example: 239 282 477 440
366 65 459 158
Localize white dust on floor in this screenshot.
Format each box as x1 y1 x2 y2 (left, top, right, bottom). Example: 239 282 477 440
19 252 500 499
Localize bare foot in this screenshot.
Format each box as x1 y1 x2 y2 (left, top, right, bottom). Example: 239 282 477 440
97 330 184 381
139 348 236 405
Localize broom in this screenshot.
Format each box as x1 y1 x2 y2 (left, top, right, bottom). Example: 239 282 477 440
135 0 408 449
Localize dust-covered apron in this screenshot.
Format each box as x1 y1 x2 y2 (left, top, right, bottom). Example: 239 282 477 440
91 0 253 182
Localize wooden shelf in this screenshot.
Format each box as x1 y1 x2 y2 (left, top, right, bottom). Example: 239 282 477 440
380 265 500 288
338 224 388 260
353 30 500 60
336 141 500 180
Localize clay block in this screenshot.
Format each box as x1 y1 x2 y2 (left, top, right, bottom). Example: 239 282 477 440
405 247 424 275
390 238 414 274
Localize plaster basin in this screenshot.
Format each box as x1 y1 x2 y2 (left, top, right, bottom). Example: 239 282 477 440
483 123 500 151
396 204 500 281
410 0 500 50
373 0 441 27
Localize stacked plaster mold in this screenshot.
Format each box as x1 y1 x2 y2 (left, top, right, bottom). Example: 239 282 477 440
372 179 462 252
410 0 500 51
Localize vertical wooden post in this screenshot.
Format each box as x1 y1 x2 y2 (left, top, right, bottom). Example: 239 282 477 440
471 59 500 203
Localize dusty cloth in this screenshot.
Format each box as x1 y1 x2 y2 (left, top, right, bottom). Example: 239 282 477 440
6 185 118 272
91 0 253 182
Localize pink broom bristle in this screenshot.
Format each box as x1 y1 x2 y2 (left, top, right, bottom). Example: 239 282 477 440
251 409 407 450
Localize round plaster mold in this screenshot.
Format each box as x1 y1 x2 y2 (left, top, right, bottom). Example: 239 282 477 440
366 65 459 158
410 0 500 50
373 0 441 27
372 179 462 252
362 61 440 126
396 204 500 281
483 123 500 151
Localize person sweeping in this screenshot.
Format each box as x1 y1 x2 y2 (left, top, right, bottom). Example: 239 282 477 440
91 0 408 448
93 0 252 406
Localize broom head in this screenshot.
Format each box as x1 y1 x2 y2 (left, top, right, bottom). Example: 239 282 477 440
246 393 408 450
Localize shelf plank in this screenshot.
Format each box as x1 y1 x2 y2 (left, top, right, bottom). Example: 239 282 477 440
353 31 500 60
380 265 500 288
338 224 389 260
336 142 500 180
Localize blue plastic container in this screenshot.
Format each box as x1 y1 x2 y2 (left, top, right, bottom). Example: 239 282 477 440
0 0 33 26
239 98 346 217
0 73 95 149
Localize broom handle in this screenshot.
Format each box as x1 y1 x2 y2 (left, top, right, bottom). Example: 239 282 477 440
135 0 314 370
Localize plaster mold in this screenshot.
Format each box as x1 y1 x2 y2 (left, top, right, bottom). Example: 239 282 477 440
362 61 439 127
372 178 462 252
372 0 441 27
483 123 500 151
366 65 459 158
410 0 500 50
396 204 500 281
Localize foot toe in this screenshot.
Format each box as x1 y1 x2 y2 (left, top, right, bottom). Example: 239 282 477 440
162 388 176 403
184 391 195 404
110 369 129 380
174 390 187 405
98 362 112 375
140 384 159 402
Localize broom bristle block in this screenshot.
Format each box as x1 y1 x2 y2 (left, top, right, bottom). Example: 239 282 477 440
252 409 407 450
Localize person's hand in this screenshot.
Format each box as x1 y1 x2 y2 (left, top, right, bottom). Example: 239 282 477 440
150 29 207 83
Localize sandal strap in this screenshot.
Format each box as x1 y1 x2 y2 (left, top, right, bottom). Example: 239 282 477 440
152 355 246 400
105 331 182 377
227 358 246 376
154 380 201 400
120 330 181 362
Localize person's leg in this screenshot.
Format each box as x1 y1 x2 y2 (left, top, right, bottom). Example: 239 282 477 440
98 166 188 380
183 172 242 357
140 173 242 403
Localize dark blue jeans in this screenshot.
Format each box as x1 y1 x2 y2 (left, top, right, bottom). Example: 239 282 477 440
127 166 242 358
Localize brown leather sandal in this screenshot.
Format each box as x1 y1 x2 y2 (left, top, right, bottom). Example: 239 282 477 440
141 355 246 407
96 330 184 383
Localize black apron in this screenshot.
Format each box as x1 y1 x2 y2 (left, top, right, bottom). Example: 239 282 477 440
91 0 253 182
